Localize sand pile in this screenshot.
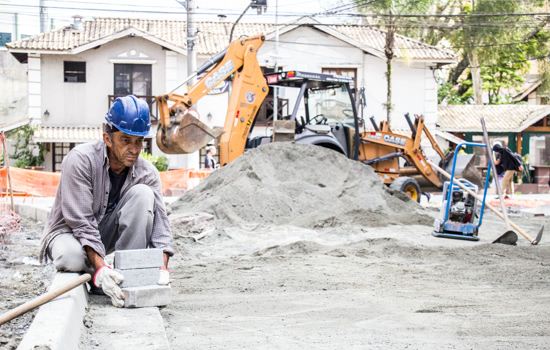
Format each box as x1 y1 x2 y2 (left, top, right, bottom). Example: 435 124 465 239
169 142 433 229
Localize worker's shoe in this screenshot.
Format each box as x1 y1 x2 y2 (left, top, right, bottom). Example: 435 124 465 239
86 281 106 296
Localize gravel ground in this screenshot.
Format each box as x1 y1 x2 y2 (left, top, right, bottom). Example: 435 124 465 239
0 217 54 350
161 212 550 349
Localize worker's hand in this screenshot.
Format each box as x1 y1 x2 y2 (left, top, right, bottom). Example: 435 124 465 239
519 166 524 172
94 266 125 307
158 268 170 285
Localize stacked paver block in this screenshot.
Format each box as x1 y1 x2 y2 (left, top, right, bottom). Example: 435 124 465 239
114 248 171 308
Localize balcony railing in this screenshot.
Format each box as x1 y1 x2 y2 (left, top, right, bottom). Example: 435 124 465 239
108 95 158 124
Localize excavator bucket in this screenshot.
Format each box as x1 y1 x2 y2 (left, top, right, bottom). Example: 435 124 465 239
442 152 483 188
156 113 223 154
415 152 483 193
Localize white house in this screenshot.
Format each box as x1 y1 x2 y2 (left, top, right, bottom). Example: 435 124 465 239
6 16 456 172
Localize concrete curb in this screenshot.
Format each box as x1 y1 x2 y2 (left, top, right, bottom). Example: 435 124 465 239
14 203 51 223
15 203 89 350
17 272 89 350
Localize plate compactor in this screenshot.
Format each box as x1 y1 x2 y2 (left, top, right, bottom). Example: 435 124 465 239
432 142 491 241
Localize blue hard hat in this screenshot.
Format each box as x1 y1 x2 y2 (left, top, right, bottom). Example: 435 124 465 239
105 95 151 137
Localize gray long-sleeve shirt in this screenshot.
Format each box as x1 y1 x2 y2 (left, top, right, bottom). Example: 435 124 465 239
39 141 174 263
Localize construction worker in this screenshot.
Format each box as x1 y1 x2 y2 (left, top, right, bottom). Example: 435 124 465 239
38 95 173 307
204 145 218 169
493 143 524 199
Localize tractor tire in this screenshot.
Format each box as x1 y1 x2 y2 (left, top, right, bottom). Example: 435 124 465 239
389 176 421 203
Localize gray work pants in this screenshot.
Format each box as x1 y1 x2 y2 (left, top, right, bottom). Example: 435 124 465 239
47 184 155 275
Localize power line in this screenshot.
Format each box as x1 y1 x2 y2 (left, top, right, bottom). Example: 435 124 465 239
2 3 549 18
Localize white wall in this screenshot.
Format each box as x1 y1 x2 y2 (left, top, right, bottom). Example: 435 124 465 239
0 51 28 126
363 56 433 131
41 36 167 127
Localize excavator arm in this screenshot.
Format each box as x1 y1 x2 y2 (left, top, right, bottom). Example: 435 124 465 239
359 114 443 188
155 35 268 165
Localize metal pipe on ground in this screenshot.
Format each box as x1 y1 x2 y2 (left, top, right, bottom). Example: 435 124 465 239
0 273 91 326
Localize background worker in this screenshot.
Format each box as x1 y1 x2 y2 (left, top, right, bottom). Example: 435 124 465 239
493 143 524 199
491 141 504 191
204 145 218 169
38 95 174 307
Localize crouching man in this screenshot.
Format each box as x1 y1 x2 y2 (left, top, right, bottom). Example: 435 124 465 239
39 95 174 307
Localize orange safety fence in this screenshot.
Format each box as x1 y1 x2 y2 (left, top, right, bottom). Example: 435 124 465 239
1 166 212 197
1 167 60 197
159 168 213 195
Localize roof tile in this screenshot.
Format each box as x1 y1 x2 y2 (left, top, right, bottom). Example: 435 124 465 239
438 105 550 132
7 17 454 60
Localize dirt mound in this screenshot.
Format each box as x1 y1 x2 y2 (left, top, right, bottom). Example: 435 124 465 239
170 142 430 230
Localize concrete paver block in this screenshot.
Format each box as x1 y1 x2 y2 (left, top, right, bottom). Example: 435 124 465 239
122 285 171 308
114 248 164 270
115 267 160 288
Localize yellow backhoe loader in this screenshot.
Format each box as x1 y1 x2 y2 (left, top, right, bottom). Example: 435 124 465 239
156 34 481 201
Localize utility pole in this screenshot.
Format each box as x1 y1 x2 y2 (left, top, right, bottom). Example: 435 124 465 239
273 0 279 122
39 0 48 33
187 0 197 87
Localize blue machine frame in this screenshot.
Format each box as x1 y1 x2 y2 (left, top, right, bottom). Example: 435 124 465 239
432 142 492 241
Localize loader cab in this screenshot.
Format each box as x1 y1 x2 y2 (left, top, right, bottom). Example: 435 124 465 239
257 71 361 160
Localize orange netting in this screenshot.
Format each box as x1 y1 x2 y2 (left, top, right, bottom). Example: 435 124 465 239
159 169 213 195
0 200 20 240
0 166 212 197
1 167 60 197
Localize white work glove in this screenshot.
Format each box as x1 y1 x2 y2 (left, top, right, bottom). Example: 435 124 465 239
158 268 170 285
94 266 125 307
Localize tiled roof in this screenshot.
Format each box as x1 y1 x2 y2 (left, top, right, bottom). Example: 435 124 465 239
34 125 103 142
330 25 455 60
438 105 550 133
6 17 455 60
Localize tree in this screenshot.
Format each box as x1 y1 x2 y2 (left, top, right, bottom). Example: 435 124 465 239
354 0 432 124
444 1 550 105
8 124 45 168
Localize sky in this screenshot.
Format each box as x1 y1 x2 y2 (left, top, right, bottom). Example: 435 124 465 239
0 0 353 31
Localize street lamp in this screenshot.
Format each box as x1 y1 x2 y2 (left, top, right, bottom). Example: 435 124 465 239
229 0 267 43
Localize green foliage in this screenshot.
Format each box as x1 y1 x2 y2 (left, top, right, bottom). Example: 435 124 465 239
426 0 550 105
8 124 45 168
353 0 432 121
438 81 473 105
141 152 169 172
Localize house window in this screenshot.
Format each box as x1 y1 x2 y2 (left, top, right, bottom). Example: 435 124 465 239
64 62 86 82
529 135 550 169
52 143 77 172
114 64 152 96
0 32 12 47
322 68 357 89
